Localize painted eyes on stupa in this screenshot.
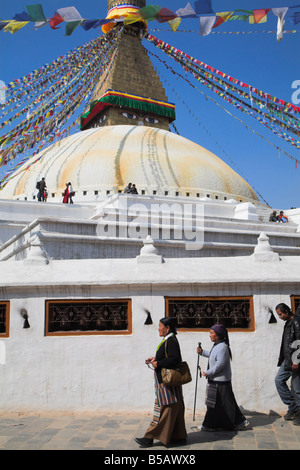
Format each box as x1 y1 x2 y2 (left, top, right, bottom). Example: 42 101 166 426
122 112 137 120
145 117 159 124
121 112 160 124
91 115 107 128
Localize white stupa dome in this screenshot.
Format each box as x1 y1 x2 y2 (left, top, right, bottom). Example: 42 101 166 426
0 125 258 203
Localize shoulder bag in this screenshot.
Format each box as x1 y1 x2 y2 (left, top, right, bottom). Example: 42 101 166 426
161 340 192 387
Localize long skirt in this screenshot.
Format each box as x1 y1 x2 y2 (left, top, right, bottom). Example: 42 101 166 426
203 381 245 430
144 398 187 446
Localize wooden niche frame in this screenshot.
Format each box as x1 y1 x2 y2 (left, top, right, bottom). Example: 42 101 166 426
165 296 255 332
0 301 10 338
291 295 300 315
45 299 132 336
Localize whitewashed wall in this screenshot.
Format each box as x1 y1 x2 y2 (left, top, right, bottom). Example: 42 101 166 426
0 281 298 415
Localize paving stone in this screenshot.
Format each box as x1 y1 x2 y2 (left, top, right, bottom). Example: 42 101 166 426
103 420 120 429
0 412 299 450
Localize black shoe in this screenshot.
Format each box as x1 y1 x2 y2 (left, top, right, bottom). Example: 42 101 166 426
293 409 300 426
284 409 300 420
134 437 153 448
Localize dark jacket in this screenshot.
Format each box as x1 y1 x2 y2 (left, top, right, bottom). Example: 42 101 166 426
39 180 46 192
155 335 182 384
278 309 300 371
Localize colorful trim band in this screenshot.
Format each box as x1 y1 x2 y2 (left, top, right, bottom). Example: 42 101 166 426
80 89 176 129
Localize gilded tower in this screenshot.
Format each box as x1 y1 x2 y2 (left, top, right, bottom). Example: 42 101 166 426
80 0 175 131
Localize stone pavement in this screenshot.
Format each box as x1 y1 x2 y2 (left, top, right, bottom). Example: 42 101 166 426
0 410 299 451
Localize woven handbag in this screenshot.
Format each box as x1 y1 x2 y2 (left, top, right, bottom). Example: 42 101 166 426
161 361 192 387
161 340 192 387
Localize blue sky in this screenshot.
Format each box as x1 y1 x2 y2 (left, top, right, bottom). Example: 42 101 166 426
0 1 299 209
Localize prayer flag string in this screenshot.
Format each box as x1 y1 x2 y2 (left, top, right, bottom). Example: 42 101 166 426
0 28 122 175
145 33 300 151
0 3 299 40
146 46 300 169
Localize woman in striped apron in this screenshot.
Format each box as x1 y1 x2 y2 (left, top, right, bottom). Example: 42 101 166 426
135 317 187 448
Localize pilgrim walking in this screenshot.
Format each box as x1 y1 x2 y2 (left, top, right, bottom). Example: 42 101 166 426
196 324 249 431
62 183 69 203
135 317 187 447
68 182 74 204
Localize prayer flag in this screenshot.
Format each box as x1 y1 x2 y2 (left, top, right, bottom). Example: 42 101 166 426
13 12 30 21
194 0 214 15
139 5 161 21
249 15 267 24
0 21 9 31
272 7 288 42
289 11 300 25
3 20 29 34
229 10 252 22
90 19 111 29
81 19 101 30
25 4 47 22
168 17 182 32
213 11 233 28
156 8 178 23
49 12 64 30
65 20 81 36
57 7 82 22
33 21 47 30
199 15 216 36
176 2 197 18
94 19 111 28
251 9 270 24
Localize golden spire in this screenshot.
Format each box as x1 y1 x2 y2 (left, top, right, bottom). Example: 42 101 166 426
80 0 175 132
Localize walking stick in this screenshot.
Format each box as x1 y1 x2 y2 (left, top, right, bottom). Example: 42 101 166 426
193 342 202 421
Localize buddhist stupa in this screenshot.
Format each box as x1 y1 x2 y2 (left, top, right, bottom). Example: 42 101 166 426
0 0 299 420
0 0 259 204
